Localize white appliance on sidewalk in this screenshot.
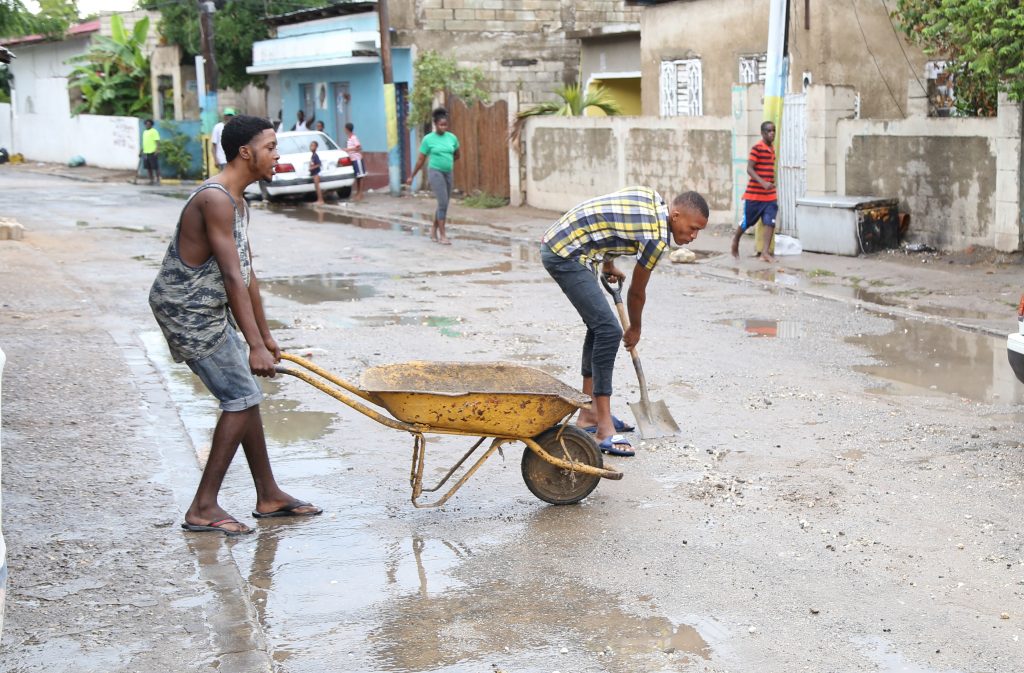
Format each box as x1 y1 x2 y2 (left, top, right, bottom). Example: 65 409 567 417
795 195 899 256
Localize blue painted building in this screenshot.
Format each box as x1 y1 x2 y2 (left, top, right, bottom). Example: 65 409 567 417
248 4 414 189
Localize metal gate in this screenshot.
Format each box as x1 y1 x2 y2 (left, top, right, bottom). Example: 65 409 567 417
777 92 807 236
447 95 510 198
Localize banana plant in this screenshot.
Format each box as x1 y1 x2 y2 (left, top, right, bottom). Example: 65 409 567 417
509 82 622 145
67 14 151 117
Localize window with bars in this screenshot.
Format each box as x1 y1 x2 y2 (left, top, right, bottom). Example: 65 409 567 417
738 54 767 84
659 58 703 117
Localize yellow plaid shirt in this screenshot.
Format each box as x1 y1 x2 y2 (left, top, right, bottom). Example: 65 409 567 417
542 186 670 271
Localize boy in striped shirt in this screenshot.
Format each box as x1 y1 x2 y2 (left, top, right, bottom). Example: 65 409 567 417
731 121 777 262
541 187 709 456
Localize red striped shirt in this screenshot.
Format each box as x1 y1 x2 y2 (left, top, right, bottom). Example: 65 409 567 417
743 140 776 202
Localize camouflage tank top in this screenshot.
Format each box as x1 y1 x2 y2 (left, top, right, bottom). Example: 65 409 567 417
149 183 252 363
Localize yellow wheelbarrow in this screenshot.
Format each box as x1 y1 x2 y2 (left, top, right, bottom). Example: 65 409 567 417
275 353 623 508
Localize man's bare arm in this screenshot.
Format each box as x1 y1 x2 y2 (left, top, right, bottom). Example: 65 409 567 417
201 194 275 375
624 263 653 349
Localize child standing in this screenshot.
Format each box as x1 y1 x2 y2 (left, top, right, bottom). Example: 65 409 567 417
344 122 366 201
309 140 324 205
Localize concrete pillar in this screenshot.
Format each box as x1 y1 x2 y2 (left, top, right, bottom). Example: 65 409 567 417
994 92 1023 252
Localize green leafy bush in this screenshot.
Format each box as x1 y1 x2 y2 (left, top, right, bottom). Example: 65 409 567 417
410 51 489 127
894 0 1024 116
160 121 196 179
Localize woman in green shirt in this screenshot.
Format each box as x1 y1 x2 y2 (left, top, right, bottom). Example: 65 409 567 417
406 107 460 244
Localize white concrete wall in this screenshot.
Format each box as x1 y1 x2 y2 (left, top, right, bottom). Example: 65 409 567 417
4 112 139 168
0 103 11 151
3 32 140 168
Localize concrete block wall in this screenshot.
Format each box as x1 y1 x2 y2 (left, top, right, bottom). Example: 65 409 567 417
397 0 641 110
805 85 857 196
837 115 1010 251
994 94 1023 252
524 115 734 223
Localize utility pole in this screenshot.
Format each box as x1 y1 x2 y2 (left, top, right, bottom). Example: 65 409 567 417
378 0 401 195
198 0 218 135
758 0 789 257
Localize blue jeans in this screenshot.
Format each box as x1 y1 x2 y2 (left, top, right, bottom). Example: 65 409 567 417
541 244 622 397
186 330 263 412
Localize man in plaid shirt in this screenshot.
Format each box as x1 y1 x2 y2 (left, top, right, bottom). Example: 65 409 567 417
541 186 709 456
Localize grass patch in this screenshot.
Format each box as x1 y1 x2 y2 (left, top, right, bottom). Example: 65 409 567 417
806 268 835 278
462 191 509 209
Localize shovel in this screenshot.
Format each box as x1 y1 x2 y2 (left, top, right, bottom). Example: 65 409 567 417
600 273 680 439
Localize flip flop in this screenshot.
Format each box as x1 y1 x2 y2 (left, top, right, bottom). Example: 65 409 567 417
180 517 253 536
598 434 635 457
252 501 323 519
582 415 636 434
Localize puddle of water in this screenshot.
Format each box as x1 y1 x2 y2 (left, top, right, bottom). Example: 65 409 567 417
746 267 800 285
140 331 338 455
365 568 711 672
409 261 513 278
398 210 475 226
261 275 377 303
826 284 992 320
353 313 460 328
715 318 804 338
847 317 1024 403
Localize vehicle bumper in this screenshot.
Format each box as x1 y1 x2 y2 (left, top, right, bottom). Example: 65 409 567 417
266 172 355 195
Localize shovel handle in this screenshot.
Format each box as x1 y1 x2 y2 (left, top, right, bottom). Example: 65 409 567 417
600 273 651 407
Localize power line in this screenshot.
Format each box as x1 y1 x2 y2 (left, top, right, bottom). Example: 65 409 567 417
851 0 904 117
880 0 928 97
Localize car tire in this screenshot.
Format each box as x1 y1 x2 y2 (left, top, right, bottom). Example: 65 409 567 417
336 186 352 200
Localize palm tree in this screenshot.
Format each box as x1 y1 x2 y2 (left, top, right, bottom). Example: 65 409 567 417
509 82 622 144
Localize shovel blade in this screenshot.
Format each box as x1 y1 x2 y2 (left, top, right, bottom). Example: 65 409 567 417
628 399 680 439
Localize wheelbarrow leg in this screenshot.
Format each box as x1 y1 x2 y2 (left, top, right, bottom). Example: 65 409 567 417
409 436 514 509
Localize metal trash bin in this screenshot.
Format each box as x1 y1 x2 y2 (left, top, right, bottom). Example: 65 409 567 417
795 195 899 256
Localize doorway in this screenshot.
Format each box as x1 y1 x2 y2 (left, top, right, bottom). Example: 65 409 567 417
333 82 350 142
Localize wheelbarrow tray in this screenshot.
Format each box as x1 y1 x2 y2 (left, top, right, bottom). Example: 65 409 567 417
360 361 591 437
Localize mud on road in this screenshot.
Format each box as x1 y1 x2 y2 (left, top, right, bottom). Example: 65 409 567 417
0 174 1022 672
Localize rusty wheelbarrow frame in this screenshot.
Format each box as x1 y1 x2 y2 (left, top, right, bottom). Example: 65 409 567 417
275 353 623 508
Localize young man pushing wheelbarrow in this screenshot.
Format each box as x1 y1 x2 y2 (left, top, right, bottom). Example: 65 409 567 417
540 186 709 456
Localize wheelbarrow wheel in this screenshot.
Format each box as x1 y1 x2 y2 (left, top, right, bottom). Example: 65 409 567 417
522 425 603 505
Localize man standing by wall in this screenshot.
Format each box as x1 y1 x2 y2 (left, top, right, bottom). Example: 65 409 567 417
210 108 235 172
141 120 161 185
731 121 777 262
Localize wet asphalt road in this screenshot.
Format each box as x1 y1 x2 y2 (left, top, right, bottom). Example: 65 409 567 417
1 174 1022 672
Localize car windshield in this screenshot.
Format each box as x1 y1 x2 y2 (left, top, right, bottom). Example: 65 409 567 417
277 133 339 154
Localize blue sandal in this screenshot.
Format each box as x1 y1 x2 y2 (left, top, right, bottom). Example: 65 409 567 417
598 434 635 457
582 415 636 434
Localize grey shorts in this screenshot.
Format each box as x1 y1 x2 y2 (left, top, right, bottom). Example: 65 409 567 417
186 331 263 412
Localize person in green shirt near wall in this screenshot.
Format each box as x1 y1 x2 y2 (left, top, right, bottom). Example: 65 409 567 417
406 107 460 245
141 119 161 185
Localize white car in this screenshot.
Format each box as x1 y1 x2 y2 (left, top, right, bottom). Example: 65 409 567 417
246 131 356 201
